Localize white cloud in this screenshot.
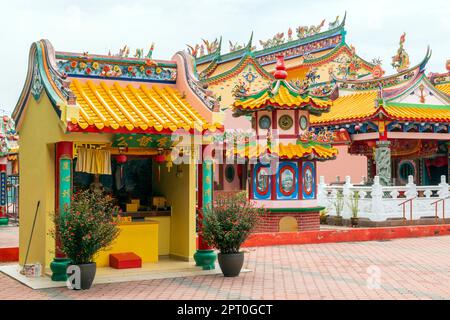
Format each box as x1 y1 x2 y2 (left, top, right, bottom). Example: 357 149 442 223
0 0 449 113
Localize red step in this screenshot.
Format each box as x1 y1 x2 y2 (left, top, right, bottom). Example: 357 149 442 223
109 252 142 269
0 247 19 262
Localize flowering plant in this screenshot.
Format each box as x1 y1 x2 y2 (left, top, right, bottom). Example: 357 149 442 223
52 190 120 264
202 192 265 254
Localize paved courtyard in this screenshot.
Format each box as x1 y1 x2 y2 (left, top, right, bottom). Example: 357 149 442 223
0 226 18 248
1 236 450 300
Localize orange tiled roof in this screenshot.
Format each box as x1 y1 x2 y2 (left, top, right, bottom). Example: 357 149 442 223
311 89 450 125
436 83 450 95
231 141 338 160
383 102 450 122
233 81 332 112
310 91 378 125
69 79 221 132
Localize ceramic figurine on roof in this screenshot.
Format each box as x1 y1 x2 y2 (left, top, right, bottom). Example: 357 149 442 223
202 38 220 54
328 15 340 29
231 55 337 232
229 41 244 52
186 43 200 57
371 58 385 78
391 33 410 72
296 19 325 38
259 33 285 49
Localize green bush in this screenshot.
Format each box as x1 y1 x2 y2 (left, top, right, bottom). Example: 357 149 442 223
202 192 265 254
52 190 120 264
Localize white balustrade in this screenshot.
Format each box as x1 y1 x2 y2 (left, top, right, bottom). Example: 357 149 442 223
317 175 450 221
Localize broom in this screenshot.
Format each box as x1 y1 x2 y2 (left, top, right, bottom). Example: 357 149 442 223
20 201 40 275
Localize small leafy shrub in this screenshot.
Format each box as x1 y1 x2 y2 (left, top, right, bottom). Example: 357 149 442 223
202 192 265 254
52 190 120 264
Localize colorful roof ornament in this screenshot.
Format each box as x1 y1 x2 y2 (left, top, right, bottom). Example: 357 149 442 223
231 140 338 161
391 33 410 72
0 115 18 157
233 55 333 115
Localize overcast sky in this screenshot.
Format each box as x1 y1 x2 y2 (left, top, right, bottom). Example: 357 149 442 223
0 0 449 113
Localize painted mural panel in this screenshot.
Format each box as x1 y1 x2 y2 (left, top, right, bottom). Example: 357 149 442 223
253 164 271 200
276 162 299 200
302 161 316 199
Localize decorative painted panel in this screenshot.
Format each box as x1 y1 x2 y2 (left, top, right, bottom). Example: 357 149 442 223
276 162 299 200
253 164 271 200
202 160 213 209
112 134 176 148
302 161 316 199
59 158 72 215
0 172 6 207
57 59 177 83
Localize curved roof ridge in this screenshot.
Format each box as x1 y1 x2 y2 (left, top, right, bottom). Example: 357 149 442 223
13 39 73 130
332 46 431 86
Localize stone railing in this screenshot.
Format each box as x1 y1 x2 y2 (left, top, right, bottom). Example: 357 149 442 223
317 175 450 221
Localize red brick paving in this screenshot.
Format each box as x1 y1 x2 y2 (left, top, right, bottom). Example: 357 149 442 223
0 226 18 248
1 236 450 299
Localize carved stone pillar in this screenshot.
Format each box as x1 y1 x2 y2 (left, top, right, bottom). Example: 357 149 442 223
375 140 391 186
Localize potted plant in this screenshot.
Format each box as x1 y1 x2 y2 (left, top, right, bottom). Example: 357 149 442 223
348 190 360 227
333 190 344 226
202 192 264 277
52 190 120 289
319 209 329 224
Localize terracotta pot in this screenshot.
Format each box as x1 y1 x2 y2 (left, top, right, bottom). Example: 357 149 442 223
218 252 244 277
334 216 343 226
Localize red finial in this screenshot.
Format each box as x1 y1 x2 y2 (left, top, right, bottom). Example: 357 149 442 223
274 55 287 80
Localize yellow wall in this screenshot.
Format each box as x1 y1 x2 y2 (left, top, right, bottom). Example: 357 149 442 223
18 93 112 268
95 221 159 267
152 163 196 261
146 216 171 256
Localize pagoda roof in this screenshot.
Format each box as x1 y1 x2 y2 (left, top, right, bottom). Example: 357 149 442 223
13 40 221 134
200 52 273 85
311 71 450 126
233 80 332 114
302 42 375 70
430 71 450 96
196 13 347 67
230 140 338 161
332 47 431 91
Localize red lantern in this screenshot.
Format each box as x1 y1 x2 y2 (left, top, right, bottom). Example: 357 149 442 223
339 128 346 133
3 116 9 122
354 125 360 131
154 154 165 164
154 153 166 182
115 154 127 164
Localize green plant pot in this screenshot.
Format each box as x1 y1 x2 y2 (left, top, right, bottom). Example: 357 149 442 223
50 258 71 281
0 217 8 226
351 217 359 227
334 216 343 226
218 252 244 277
194 249 217 270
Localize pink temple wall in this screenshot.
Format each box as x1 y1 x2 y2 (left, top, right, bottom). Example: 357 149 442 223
316 145 368 184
